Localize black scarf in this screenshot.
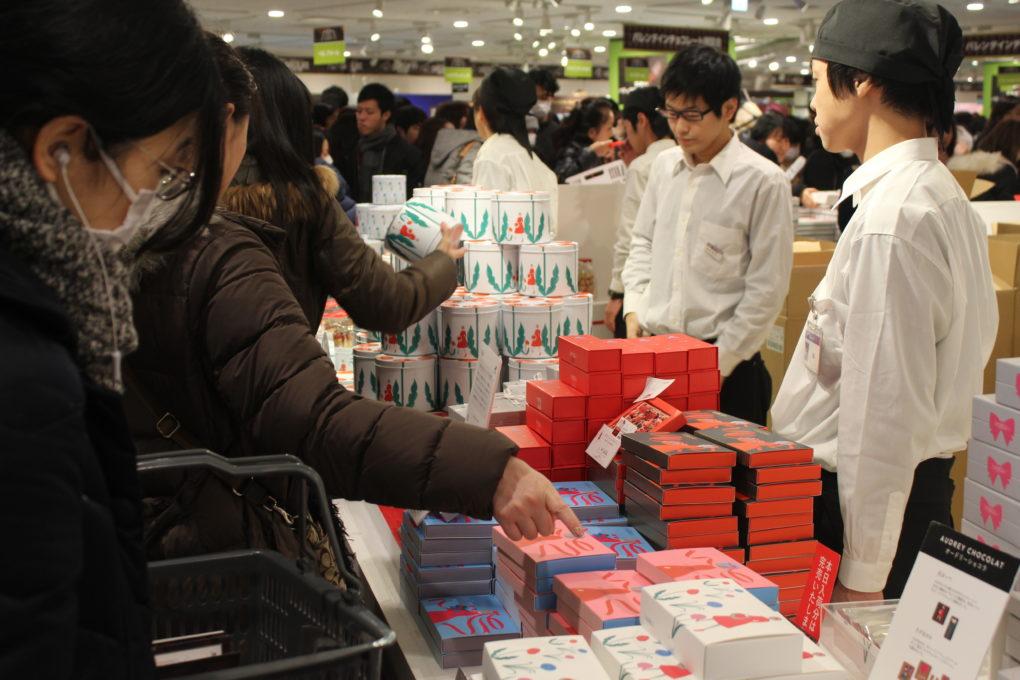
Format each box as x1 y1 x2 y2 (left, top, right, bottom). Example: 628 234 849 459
357 124 396 200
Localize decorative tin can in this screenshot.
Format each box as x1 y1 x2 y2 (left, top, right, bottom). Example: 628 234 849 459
353 342 382 399
362 237 384 256
508 357 560 382
439 357 476 408
362 204 402 240
493 191 553 245
355 329 380 344
355 202 372 230
375 354 439 412
500 297 564 358
439 298 500 359
560 292 594 338
372 174 406 205
381 308 438 357
386 200 447 261
412 186 447 212
462 240 518 294
444 188 496 240
518 241 579 298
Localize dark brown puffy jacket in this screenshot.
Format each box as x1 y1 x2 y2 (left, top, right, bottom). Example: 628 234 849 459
222 162 456 332
124 210 515 517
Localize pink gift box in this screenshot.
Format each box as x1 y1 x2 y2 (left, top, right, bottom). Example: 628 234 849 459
973 394 1020 457
964 477 1020 546
636 548 779 609
552 569 651 631
493 520 616 582
967 438 1020 501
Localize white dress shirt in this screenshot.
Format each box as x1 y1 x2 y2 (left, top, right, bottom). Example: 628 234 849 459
622 132 794 376
771 137 998 593
472 133 559 233
609 137 677 293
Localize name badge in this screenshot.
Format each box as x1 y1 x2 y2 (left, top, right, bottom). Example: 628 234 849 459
804 321 822 375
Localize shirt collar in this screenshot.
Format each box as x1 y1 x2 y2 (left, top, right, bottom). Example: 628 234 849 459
673 131 740 184
836 137 938 207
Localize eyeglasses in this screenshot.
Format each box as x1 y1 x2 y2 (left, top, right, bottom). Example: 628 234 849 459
656 106 714 122
153 162 195 201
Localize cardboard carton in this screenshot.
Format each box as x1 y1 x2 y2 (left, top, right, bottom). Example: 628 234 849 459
526 406 586 444
497 424 552 469
587 394 624 420
551 442 587 468
602 338 655 375
526 379 587 420
559 335 623 372
560 361 623 396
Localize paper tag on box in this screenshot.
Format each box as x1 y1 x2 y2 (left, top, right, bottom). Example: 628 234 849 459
467 342 502 428
793 542 840 640
587 425 622 469
634 377 675 403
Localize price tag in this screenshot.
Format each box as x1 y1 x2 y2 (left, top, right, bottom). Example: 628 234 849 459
633 376 674 403
616 418 638 434
803 321 822 375
467 341 502 428
586 425 622 469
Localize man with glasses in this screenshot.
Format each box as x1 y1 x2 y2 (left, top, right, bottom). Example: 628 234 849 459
621 45 793 425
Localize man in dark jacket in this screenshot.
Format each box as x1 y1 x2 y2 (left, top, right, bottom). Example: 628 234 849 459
528 68 561 169
353 83 425 201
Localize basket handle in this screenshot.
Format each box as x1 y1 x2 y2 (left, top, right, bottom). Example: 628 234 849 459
136 449 362 594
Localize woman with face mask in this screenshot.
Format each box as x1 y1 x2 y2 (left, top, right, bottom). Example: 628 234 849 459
0 1 225 677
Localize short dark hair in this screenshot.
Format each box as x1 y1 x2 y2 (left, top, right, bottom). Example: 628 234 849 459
357 83 395 113
321 85 348 109
528 68 560 96
749 113 788 142
312 127 327 157
312 101 336 127
978 118 1020 165
622 86 670 139
826 62 955 136
435 101 472 129
393 105 426 132
660 45 741 121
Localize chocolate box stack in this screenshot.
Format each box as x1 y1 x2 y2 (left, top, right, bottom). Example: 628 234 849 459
584 525 655 569
399 511 496 600
688 412 820 618
553 481 625 526
418 594 522 668
558 335 625 448
551 569 652 640
526 380 590 482
493 520 616 637
619 430 740 557
635 547 779 609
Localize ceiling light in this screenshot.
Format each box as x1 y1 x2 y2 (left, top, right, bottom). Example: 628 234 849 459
421 35 431 44
966 2 983 9
1010 0 1018 6
532 39 541 47
421 43 434 54
372 0 384 18
561 55 569 66
548 41 556 49
808 43 814 52
539 47 549 56
968 76 974 82
540 28 553 36
267 9 285 18
343 50 351 57
615 4 633 12
221 31 235 43
472 39 485 47
763 17 779 25
514 32 523 41
513 16 524 26
584 20 595 30
769 61 780 71
453 20 469 28
370 32 380 41
570 28 581 37
748 59 758 68
594 45 606 53
786 55 797 63
800 68 809 75
602 29 617 37
703 0 714 4
972 59 979 66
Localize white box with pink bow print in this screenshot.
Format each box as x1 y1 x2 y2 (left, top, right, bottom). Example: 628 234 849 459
998 358 1020 412
967 439 1020 503
972 395 1020 457
960 519 1020 556
964 478 1020 547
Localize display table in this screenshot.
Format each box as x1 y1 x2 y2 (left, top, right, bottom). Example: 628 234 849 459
334 499 479 680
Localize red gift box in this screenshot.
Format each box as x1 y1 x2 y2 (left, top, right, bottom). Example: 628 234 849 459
740 512 813 532
548 610 578 636
736 464 822 485
769 571 810 589
497 424 551 469
667 531 739 550
609 398 686 434
689 370 721 394
743 524 814 545
653 374 690 398
624 482 733 521
779 600 801 617
644 335 688 374
696 427 814 468
746 555 815 574
621 431 736 470
747 540 818 561
552 442 587 468
526 380 587 420
684 410 759 431
627 468 735 505
559 361 622 396
624 453 732 485
587 419 610 441
622 375 646 399
662 397 689 411
687 393 720 410
659 334 718 370
549 466 588 482
736 479 823 501
658 515 737 539
559 335 622 372
721 547 745 563
588 395 623 421
526 407 586 444
735 494 814 518
603 338 654 375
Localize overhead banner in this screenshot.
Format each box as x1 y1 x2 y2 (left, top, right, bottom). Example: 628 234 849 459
964 33 1020 58
623 24 729 53
564 48 593 79
623 57 650 84
444 57 473 85
312 26 345 66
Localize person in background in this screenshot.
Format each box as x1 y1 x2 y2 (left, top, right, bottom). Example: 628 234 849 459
622 45 793 426
321 84 349 111
312 101 339 131
435 100 473 130
472 67 559 228
393 104 426 146
553 97 618 182
425 117 482 187
744 112 796 165
0 0 227 676
351 82 424 200
771 0 996 602
605 87 676 338
948 118 1020 200
800 146 859 229
222 49 458 334
417 116 452 175
313 127 357 222
527 68 562 168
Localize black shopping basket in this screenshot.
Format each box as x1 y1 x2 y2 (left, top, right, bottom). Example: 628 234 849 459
138 450 396 680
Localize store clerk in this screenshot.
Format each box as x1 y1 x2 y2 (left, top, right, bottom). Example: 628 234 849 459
771 0 998 601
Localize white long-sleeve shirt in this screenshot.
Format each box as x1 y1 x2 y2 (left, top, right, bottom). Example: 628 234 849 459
609 138 677 293
472 133 559 234
771 137 998 593
621 132 794 376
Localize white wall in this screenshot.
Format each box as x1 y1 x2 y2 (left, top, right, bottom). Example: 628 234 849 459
296 72 609 101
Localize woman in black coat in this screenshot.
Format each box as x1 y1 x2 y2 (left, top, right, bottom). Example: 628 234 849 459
0 1 226 677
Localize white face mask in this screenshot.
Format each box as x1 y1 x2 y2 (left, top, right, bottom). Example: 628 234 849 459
531 100 552 119
323 154 334 165
784 146 801 163
839 149 856 158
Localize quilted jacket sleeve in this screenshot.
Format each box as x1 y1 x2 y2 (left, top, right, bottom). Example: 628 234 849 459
194 228 514 517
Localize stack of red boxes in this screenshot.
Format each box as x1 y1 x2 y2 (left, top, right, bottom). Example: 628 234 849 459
525 380 589 482
558 335 624 442
495 424 551 479
619 430 742 561
687 410 821 619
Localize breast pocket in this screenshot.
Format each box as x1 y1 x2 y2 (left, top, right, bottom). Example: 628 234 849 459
690 222 747 281
809 296 846 389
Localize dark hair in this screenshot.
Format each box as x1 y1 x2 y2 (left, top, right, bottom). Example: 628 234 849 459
527 69 560 96
749 113 789 142
1 0 226 254
978 118 1020 165
207 32 255 121
660 45 741 121
825 62 955 136
393 105 426 133
557 97 615 148
358 83 395 113
312 102 336 128
622 86 670 139
234 47 329 255
474 68 536 157
417 116 449 164
312 127 328 158
321 85 348 109
436 101 472 129
987 99 1020 139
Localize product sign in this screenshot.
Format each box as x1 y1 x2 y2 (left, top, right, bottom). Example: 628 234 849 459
623 57 650 83
564 48 593 79
871 522 1019 680
964 33 1020 58
623 24 729 52
313 26 345 66
444 56 473 85
466 340 501 428
794 543 841 641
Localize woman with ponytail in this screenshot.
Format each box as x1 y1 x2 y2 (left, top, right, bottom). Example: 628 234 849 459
471 67 558 232
552 96 617 182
